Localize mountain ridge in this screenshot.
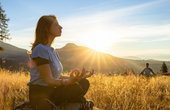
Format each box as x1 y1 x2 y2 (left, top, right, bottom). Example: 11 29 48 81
0 42 169 73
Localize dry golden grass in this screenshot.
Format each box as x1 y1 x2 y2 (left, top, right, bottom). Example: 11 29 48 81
0 68 170 110
86 74 170 110
0 68 29 110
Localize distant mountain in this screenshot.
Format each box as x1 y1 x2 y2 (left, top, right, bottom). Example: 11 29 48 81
0 41 29 70
137 54 170 61
0 41 29 60
1 42 170 73
121 54 170 61
55 43 146 73
55 43 170 73
120 56 142 60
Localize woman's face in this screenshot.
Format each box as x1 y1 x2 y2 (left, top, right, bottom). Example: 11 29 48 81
48 20 63 37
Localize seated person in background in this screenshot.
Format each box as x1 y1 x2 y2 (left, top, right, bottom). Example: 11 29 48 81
140 63 156 76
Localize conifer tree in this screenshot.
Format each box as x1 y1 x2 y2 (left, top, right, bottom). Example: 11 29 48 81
0 2 10 51
160 61 168 73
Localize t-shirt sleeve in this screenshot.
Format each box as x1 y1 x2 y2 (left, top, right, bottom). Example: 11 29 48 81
33 57 49 66
31 45 49 60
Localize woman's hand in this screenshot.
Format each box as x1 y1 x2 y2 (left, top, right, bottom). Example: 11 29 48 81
83 69 94 79
68 68 86 85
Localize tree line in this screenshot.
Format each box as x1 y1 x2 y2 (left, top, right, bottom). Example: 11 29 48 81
0 2 10 51
160 61 168 73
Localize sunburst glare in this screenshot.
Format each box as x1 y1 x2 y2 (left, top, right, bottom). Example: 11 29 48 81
80 31 115 53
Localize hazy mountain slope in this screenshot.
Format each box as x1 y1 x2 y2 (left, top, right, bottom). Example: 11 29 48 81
55 43 170 73
55 43 144 73
1 42 169 73
0 41 29 70
0 41 29 60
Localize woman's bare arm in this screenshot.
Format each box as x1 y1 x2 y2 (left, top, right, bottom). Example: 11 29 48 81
37 64 85 87
37 64 71 87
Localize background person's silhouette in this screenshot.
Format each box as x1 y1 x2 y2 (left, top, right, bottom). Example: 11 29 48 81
140 63 156 76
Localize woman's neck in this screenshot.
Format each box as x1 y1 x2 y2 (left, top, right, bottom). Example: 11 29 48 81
47 36 55 47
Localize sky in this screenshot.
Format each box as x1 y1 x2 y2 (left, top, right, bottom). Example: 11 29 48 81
0 0 170 61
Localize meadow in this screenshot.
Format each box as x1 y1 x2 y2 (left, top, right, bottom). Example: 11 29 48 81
0 68 170 110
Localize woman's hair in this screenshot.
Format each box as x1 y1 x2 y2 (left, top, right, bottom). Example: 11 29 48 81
31 15 57 51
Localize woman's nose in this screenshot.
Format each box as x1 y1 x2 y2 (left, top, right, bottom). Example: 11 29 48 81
60 25 63 29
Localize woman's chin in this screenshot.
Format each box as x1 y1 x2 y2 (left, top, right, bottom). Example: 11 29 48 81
56 34 61 37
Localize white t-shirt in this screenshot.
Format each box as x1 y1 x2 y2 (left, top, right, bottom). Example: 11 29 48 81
140 68 155 75
27 44 63 86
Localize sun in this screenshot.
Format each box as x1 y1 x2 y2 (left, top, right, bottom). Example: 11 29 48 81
80 31 113 53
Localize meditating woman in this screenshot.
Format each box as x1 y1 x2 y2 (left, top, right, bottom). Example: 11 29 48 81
27 15 94 110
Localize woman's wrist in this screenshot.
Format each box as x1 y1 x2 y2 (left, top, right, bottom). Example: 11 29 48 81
65 79 71 85
60 79 69 86
60 79 64 86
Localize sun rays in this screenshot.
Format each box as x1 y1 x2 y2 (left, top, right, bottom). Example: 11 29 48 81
58 44 145 74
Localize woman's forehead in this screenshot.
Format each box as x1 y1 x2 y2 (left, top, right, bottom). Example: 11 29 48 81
51 20 58 25
53 20 58 24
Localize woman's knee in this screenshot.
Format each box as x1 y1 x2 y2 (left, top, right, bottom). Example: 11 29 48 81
80 78 90 86
78 78 90 92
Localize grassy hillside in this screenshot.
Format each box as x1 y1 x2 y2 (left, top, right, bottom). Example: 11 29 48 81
0 69 170 110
